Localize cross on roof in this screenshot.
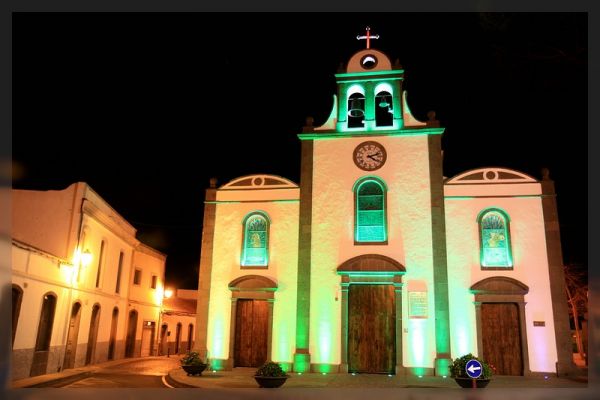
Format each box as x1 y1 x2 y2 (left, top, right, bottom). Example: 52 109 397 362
356 26 380 49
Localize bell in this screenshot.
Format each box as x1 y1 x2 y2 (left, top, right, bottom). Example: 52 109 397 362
378 95 390 108
348 98 364 117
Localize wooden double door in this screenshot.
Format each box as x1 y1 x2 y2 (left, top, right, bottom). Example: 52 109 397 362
348 284 396 374
234 299 268 367
481 303 523 375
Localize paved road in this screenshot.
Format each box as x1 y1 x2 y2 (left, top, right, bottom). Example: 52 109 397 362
58 357 181 388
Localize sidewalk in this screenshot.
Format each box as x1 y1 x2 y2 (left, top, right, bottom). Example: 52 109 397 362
10 356 170 388
167 366 589 389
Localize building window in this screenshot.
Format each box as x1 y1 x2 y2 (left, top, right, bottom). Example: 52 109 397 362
95 240 105 288
115 251 124 294
133 269 142 285
241 212 270 267
478 208 513 268
354 177 387 243
151 275 157 289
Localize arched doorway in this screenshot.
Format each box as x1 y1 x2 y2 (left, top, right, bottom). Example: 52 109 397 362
337 254 405 374
159 324 168 355
175 323 182 354
30 292 57 376
471 277 530 376
125 310 138 358
108 307 119 360
187 323 194 351
228 275 277 368
12 284 23 348
63 302 82 369
85 304 101 365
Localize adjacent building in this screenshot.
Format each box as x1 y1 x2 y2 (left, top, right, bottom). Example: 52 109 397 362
195 44 575 377
11 182 166 380
159 289 197 357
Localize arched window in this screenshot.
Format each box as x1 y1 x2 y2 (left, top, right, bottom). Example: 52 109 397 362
354 177 387 243
95 240 105 288
478 208 513 268
241 212 270 267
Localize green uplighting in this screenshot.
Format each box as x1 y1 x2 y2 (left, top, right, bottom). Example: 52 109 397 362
293 353 310 373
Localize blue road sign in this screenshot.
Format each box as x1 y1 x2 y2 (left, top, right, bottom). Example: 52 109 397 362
465 359 483 379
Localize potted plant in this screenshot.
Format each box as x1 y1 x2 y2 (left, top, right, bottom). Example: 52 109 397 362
450 353 493 388
254 361 290 388
180 351 208 376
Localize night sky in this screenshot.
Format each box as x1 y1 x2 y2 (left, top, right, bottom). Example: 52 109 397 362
12 13 587 289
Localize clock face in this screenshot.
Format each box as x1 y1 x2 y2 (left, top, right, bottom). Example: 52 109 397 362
353 141 387 171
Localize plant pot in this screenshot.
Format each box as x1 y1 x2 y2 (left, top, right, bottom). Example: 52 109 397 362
254 375 289 388
453 377 491 388
181 364 208 376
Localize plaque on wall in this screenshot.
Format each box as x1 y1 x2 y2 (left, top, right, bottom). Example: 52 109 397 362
409 291 428 318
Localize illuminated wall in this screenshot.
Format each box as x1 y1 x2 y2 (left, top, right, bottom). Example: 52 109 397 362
310 135 437 370
444 169 558 373
11 183 164 380
205 175 299 366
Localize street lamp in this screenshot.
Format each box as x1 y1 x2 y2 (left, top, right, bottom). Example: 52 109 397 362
81 249 93 268
73 249 92 284
158 287 174 356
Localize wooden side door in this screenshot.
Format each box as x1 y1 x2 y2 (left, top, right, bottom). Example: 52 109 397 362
481 303 523 375
348 284 395 374
234 299 268 367
63 302 82 369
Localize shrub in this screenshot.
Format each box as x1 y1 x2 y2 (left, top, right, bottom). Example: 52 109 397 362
180 351 207 366
450 353 493 379
255 361 287 377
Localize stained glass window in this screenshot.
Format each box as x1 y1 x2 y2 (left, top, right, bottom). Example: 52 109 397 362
242 213 269 266
355 179 386 242
479 209 513 267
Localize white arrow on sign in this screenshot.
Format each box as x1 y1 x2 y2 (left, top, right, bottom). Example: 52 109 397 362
467 365 481 374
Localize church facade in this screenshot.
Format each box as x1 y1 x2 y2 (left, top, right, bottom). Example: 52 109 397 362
195 45 574 377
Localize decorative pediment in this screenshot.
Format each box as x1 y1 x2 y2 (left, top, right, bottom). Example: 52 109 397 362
228 275 278 292
220 175 298 190
337 254 406 274
470 277 529 296
445 168 537 185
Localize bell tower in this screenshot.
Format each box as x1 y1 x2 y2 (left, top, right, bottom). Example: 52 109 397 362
336 46 405 131
295 28 451 377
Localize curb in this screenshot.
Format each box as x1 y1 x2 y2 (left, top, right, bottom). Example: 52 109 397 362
164 373 197 388
23 371 94 388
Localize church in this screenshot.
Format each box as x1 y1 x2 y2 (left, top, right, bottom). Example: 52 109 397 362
194 32 575 377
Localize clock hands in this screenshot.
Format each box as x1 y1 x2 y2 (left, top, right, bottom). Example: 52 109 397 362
367 152 382 161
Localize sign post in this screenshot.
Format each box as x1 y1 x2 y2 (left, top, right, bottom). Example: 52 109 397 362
465 359 483 389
